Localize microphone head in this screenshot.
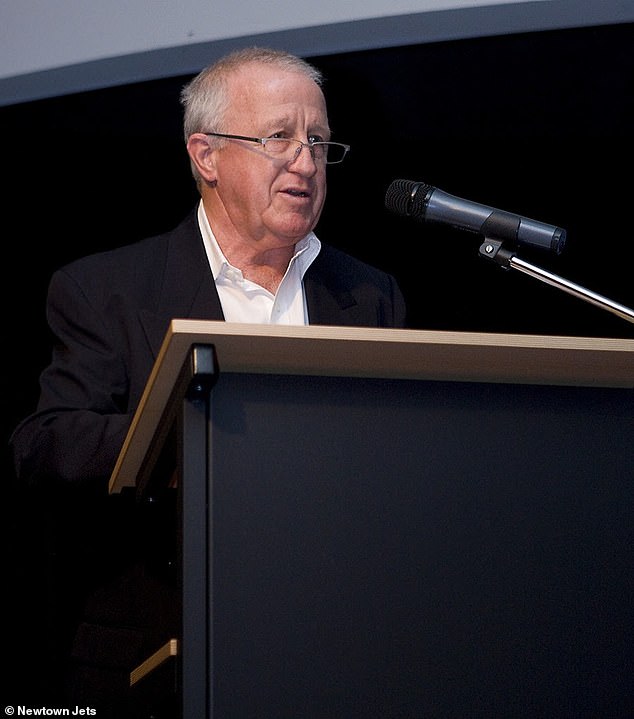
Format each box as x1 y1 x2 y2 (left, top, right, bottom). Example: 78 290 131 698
385 179 433 219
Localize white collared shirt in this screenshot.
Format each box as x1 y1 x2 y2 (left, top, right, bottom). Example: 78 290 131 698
197 201 321 325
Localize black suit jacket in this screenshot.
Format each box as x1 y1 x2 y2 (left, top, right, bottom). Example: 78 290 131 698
11 209 406 488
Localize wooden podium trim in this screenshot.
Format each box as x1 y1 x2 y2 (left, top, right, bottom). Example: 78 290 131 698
109 321 633 493
130 638 178 687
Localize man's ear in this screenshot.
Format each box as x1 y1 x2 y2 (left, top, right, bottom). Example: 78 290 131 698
186 134 217 183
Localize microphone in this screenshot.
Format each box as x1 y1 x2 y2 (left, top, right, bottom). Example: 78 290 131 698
385 179 566 254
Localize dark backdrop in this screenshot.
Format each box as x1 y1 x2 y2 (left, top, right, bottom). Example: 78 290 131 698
3 21 633 712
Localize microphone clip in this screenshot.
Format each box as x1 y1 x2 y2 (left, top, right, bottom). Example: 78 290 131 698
479 238 515 270
477 210 523 269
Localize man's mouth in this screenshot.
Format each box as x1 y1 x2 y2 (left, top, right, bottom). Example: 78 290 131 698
283 188 310 198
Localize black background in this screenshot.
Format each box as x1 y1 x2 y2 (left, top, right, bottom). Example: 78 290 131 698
3 22 633 711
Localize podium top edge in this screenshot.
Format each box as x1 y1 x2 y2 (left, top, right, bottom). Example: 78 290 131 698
168 319 634 351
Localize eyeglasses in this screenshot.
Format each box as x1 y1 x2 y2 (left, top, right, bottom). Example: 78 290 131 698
204 132 350 165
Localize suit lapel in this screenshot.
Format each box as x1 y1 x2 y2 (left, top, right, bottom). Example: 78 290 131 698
139 210 225 358
304 247 358 325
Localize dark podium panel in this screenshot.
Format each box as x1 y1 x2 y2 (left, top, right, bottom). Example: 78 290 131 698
110 321 633 718
209 373 632 718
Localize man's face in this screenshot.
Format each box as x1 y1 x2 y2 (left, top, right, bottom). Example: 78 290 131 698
209 63 330 251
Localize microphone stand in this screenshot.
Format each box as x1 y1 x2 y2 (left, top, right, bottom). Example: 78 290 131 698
479 238 634 325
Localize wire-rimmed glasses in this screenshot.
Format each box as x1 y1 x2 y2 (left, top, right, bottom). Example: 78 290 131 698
204 132 350 165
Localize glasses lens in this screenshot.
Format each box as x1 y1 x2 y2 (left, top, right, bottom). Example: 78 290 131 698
263 138 292 155
322 143 347 164
262 138 347 164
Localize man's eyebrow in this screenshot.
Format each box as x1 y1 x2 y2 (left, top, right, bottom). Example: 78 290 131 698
261 116 330 135
260 114 291 130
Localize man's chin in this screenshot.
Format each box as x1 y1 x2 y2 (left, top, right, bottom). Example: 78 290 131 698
273 221 316 244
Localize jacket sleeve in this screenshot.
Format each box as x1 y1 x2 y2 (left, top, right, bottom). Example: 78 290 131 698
10 266 133 491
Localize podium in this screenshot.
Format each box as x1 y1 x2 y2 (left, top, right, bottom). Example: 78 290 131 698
109 321 633 718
